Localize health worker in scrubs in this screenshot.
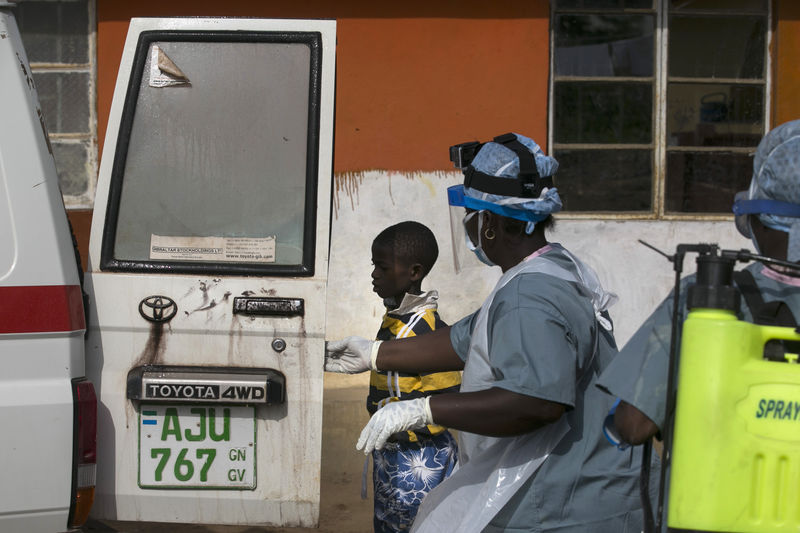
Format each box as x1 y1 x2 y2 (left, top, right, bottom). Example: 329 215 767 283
596 119 800 529
325 133 646 532
600 118 800 444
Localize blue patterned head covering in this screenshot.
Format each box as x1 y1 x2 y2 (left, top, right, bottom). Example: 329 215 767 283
733 120 800 260
448 133 561 234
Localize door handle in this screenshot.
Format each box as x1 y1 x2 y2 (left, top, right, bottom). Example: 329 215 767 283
232 296 304 317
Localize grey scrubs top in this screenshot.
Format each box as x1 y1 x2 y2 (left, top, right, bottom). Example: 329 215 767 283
597 262 800 432
450 244 646 533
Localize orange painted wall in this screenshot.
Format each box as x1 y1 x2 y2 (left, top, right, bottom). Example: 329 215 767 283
78 1 799 270
96 1 551 172
774 0 800 126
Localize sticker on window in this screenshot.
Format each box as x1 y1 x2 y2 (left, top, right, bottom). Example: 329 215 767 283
149 45 190 88
150 235 276 263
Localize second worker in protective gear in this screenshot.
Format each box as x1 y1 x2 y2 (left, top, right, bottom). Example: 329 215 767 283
595 120 800 530
325 133 646 532
598 119 800 444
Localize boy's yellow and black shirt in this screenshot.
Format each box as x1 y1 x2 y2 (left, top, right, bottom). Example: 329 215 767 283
366 291 462 442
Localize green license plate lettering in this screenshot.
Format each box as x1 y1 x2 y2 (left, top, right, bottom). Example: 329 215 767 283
151 448 171 482
197 448 216 482
174 448 194 481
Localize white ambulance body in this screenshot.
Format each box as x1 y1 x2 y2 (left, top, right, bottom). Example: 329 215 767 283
0 3 97 532
85 18 336 526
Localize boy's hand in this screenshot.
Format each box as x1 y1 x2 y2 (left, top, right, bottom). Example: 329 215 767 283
357 397 433 454
324 337 381 374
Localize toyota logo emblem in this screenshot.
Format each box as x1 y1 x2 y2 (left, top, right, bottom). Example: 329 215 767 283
139 295 178 323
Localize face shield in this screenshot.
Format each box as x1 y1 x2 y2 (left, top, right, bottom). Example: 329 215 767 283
732 192 800 258
448 185 485 272
448 184 559 272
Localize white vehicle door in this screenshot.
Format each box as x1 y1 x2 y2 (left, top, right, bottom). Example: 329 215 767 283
85 18 335 527
0 6 96 531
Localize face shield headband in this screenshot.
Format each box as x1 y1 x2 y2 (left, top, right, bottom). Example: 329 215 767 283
447 185 552 224
732 198 800 220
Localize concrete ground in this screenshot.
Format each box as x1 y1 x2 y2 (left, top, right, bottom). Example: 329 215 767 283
81 373 375 533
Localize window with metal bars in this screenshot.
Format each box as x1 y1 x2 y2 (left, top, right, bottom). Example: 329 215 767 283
550 0 769 218
16 0 96 208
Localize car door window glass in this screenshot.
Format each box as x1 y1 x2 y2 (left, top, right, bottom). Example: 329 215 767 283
106 34 320 274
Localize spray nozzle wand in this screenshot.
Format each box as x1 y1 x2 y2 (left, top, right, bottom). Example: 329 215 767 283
638 240 800 274
720 248 800 273
638 240 724 272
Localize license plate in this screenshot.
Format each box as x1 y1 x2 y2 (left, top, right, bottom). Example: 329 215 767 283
138 404 256 489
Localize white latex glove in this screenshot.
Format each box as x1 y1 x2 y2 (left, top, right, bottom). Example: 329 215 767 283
324 337 381 374
357 397 433 454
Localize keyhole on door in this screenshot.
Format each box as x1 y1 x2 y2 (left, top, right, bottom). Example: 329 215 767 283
272 338 287 353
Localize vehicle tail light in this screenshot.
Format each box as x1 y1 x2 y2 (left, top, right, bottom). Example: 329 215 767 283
68 378 97 529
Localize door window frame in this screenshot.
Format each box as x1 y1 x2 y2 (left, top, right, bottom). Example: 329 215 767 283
100 30 324 276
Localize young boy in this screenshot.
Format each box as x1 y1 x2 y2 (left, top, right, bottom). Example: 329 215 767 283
367 221 460 533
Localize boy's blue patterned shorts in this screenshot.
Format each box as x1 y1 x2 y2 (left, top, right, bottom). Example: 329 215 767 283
372 431 458 533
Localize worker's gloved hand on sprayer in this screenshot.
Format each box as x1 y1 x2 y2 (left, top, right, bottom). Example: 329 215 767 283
357 397 433 454
324 336 381 374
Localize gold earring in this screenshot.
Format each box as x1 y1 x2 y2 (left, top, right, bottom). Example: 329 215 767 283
484 227 496 240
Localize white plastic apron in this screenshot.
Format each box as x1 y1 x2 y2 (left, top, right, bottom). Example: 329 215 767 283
412 246 616 533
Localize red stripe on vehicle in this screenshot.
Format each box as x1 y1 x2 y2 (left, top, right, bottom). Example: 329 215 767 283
0 285 85 334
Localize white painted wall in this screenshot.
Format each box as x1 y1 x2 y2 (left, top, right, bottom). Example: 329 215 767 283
327 171 752 347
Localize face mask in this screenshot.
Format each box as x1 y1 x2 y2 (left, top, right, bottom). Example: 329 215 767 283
463 211 495 267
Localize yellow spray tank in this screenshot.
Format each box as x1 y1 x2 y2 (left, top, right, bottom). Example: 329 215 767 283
664 248 800 532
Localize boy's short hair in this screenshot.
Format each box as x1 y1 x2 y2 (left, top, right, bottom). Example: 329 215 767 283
373 221 439 277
